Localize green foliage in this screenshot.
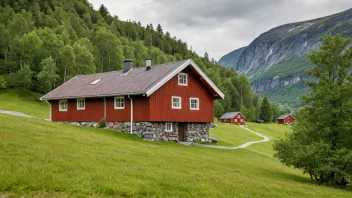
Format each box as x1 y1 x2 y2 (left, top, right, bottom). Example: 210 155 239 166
7 65 33 89
0 75 6 88
259 96 272 123
36 57 59 93
97 118 107 128
273 35 352 187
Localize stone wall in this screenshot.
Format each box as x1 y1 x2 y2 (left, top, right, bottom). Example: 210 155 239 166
63 121 210 142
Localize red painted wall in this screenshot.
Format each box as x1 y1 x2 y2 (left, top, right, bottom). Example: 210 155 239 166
220 113 246 125
149 67 214 122
51 98 104 122
51 66 216 123
278 115 295 124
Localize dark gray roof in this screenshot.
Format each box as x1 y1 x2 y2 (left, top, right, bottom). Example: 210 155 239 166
41 59 225 100
220 112 241 119
277 114 295 119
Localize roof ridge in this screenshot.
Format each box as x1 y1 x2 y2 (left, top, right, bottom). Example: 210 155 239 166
76 60 189 77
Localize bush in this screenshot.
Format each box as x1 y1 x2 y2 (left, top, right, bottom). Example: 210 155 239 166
97 118 107 128
0 75 6 89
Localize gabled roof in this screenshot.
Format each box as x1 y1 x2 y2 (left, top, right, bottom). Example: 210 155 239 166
277 114 295 120
220 112 245 120
41 59 224 100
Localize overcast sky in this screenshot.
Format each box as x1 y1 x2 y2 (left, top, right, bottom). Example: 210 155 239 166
89 0 351 61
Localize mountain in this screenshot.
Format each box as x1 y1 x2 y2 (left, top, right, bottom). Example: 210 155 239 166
218 46 246 67
219 8 352 108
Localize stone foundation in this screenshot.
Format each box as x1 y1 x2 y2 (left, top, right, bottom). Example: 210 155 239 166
63 121 211 142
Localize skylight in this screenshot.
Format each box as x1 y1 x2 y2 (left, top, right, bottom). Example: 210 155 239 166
90 79 101 85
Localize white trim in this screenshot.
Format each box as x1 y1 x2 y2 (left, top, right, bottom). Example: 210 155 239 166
59 100 68 112
128 95 133 134
114 96 125 109
178 73 188 86
171 96 182 109
145 59 224 99
165 123 173 132
49 102 52 121
189 97 199 110
76 98 85 110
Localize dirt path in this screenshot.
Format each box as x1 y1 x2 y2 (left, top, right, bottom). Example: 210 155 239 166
192 125 269 150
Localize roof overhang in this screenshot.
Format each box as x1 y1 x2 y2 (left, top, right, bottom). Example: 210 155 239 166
145 59 225 99
41 92 144 101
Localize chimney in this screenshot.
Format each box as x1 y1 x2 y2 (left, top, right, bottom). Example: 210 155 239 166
146 57 152 71
123 59 133 73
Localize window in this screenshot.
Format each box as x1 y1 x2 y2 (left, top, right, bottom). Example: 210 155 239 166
234 119 237 122
165 123 173 132
190 98 199 110
59 100 67 111
90 79 101 85
114 96 125 109
240 119 244 122
172 96 181 109
178 73 187 86
77 98 85 110
237 115 241 118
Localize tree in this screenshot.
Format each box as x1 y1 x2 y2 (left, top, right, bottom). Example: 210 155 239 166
37 57 59 93
99 4 109 18
59 45 76 82
0 75 6 89
259 96 272 123
7 65 33 89
157 24 163 34
273 35 352 187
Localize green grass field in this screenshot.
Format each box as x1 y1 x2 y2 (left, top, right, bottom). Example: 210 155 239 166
0 89 49 119
0 91 351 197
209 123 262 146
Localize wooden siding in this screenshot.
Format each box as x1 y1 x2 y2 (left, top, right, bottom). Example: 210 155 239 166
220 113 246 125
278 115 295 124
106 96 149 122
149 67 214 122
51 98 104 122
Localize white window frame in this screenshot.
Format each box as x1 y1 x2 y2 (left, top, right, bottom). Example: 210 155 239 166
190 97 199 110
237 115 241 118
240 119 244 122
165 123 173 132
234 119 237 122
76 98 85 110
59 100 68 112
172 96 182 109
178 73 188 86
114 96 125 109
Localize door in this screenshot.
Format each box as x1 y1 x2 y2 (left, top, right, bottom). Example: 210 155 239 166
178 123 185 141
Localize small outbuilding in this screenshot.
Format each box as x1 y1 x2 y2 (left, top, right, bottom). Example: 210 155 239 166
277 114 295 124
219 112 246 125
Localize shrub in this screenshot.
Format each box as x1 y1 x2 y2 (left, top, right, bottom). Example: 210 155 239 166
97 118 107 128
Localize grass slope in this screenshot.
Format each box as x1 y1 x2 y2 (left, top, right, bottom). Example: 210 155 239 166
1 114 351 197
210 122 262 146
0 89 49 119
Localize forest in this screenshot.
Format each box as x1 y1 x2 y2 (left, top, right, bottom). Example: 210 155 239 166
0 0 285 121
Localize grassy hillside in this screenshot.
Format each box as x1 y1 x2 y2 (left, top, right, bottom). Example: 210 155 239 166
210 121 262 146
0 89 49 119
1 117 351 196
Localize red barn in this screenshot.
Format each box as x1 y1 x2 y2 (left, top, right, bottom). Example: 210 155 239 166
41 59 224 142
219 112 246 125
277 114 295 124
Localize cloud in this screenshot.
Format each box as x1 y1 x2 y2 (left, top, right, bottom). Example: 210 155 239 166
89 0 351 60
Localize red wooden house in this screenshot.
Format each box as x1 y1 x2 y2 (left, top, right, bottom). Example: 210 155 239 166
277 114 295 124
41 59 224 142
219 112 246 125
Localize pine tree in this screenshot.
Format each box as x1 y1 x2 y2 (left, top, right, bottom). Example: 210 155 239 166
259 96 272 123
273 35 352 187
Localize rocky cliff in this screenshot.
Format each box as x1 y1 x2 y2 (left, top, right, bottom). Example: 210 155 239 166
219 8 352 107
